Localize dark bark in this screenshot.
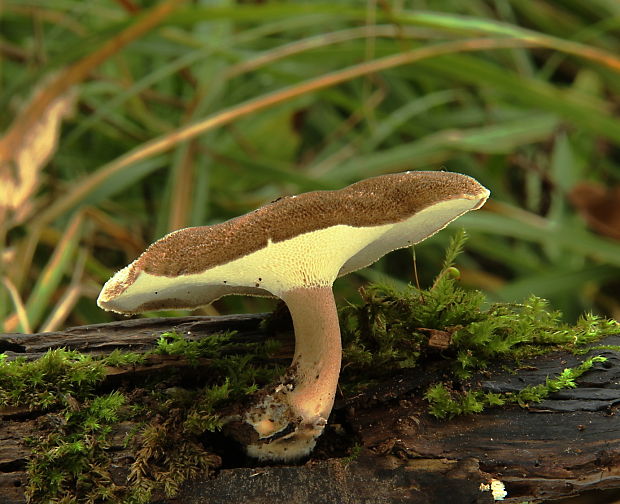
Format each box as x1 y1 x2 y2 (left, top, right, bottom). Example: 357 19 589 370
1 315 619 504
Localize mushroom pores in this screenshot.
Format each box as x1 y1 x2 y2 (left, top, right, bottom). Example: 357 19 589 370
97 171 490 460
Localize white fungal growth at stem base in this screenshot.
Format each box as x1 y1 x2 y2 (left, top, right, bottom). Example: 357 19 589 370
479 479 508 501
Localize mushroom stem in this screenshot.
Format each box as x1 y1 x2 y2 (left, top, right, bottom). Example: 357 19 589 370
244 285 341 460
282 285 342 424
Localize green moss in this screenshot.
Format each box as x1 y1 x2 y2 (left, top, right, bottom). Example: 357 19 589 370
2 329 281 504
26 391 127 503
103 349 147 367
341 443 363 466
514 356 607 406
154 330 234 363
0 349 106 410
340 230 618 417
125 382 232 503
120 350 283 504
424 356 607 419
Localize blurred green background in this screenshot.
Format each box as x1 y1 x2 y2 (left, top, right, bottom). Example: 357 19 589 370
1 0 620 334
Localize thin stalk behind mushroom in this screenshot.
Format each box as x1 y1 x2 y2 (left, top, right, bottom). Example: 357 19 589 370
97 171 490 461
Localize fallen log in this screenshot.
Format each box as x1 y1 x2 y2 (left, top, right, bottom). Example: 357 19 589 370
1 315 619 504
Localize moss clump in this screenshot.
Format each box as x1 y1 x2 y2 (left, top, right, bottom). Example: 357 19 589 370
340 230 618 414
0 349 106 410
26 392 127 503
124 381 233 503
1 331 281 504
424 355 607 419
154 330 233 362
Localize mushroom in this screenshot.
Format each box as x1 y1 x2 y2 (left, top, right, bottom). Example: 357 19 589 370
97 171 489 461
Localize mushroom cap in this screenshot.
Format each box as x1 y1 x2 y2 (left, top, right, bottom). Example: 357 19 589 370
98 171 489 313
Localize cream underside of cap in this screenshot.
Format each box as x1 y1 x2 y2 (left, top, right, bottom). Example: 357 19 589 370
98 196 485 313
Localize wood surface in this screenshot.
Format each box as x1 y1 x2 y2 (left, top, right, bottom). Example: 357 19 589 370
1 315 619 503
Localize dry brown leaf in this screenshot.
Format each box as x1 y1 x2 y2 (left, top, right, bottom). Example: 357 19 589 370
0 0 184 226
0 85 75 223
569 182 620 241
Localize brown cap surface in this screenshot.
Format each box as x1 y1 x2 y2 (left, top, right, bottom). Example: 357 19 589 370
138 171 486 277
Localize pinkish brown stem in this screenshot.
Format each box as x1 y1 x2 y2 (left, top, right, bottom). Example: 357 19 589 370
282 285 342 423
244 285 342 460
